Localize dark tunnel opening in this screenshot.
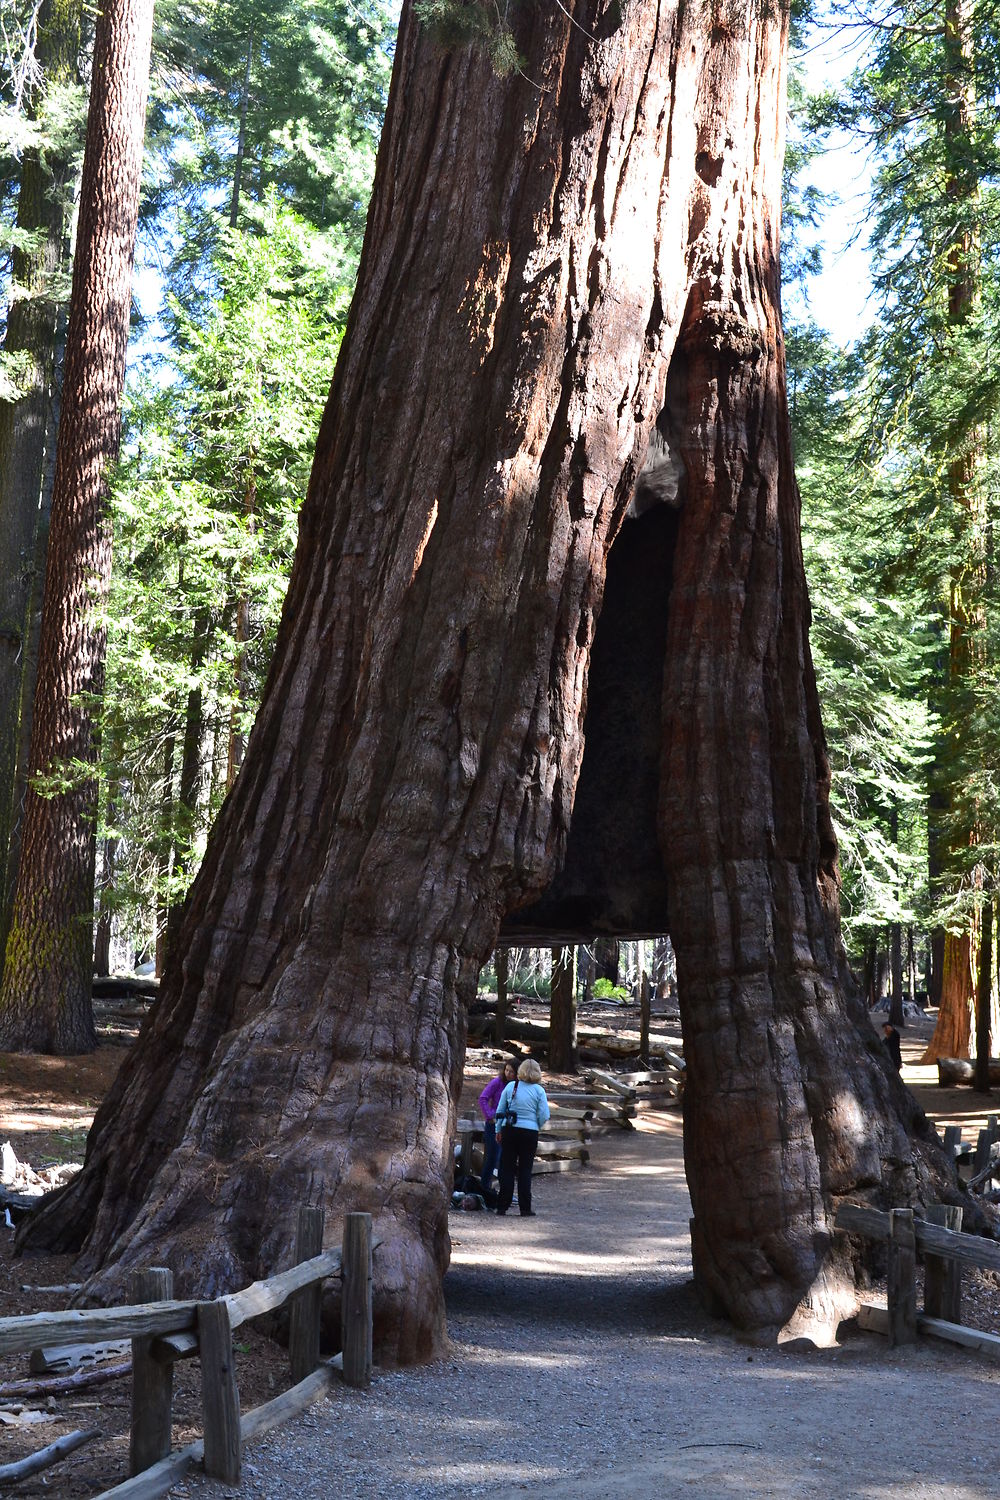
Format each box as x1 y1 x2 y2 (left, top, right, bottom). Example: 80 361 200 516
502 496 678 942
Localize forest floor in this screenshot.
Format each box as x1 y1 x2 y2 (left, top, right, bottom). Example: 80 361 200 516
0 1003 998 1496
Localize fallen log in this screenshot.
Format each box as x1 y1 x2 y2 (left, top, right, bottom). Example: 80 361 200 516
29 1339 129 1374
92 976 158 1002
0 1427 101 1486
0 1360 130 1399
937 1058 1000 1087
20 1284 83 1297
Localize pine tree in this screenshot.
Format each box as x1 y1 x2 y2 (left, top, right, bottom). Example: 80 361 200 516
838 0 1000 1055
0 0 155 1052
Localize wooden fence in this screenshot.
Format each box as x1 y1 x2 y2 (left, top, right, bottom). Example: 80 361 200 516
938 1115 1000 1199
456 1113 590 1178
835 1201 1000 1361
0 1207 373 1498
454 1059 686 1181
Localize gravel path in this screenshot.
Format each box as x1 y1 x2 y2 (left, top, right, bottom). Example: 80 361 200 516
190 1113 1000 1500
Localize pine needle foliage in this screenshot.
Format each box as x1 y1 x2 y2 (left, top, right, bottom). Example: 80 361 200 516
414 0 520 76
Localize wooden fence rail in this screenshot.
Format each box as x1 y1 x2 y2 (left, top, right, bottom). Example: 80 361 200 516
0 1207 374 1499
835 1201 1000 1362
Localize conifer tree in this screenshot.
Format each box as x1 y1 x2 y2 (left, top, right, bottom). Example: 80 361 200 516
0 0 155 1052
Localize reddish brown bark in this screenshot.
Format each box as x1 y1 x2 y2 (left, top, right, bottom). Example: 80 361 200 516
0 0 155 1053
0 0 83 966
924 0 983 1064
20 0 944 1356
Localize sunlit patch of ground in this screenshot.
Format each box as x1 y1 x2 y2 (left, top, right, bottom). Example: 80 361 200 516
0 1044 125 1165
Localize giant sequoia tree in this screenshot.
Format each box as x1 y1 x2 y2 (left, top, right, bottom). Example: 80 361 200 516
21 0 944 1359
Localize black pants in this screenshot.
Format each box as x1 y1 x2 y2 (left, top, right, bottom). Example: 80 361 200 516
498 1127 538 1214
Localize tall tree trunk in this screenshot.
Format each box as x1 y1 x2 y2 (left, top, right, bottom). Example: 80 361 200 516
0 0 83 975
862 935 878 1009
888 803 904 1026
229 27 254 230
974 895 992 1092
93 743 121 978
907 925 915 1003
923 0 983 1064
154 731 176 977
20 0 943 1356
0 0 155 1053
578 943 593 1005
548 945 576 1072
653 935 673 1000
493 947 508 1049
591 938 620 986
3 461 55 955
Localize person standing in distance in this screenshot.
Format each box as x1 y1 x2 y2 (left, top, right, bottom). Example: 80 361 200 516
478 1058 516 1197
495 1057 550 1217
882 1020 903 1072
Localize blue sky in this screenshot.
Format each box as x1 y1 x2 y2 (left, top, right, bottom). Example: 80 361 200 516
790 11 878 347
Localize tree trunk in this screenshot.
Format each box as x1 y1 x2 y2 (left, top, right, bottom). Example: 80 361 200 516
591 938 620 986
20 0 942 1355
929 926 945 1007
3 463 55 958
229 27 254 230
578 943 594 1005
493 947 508 1049
925 0 983 1063
549 945 576 1073
0 0 155 1053
974 897 992 1093
154 731 176 977
923 926 974 1062
889 924 904 1026
888 803 904 1026
93 747 121 978
0 0 83 975
907 925 915 1003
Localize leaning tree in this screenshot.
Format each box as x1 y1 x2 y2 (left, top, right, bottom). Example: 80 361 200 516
21 0 948 1360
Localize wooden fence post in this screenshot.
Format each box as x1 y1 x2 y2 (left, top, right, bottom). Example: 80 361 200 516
943 1125 961 1161
887 1208 917 1347
199 1299 241 1483
639 971 650 1066
289 1206 325 1383
924 1204 963 1323
973 1128 992 1178
129 1267 174 1475
342 1212 372 1389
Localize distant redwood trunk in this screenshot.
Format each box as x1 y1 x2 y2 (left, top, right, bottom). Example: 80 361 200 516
21 0 943 1357
549 946 576 1072
0 0 155 1053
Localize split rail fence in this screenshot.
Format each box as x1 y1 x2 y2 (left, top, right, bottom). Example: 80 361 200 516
836 1201 1000 1361
0 1207 373 1498
454 1057 686 1181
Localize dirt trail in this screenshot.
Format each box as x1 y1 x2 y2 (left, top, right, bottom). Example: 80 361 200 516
191 1106 998 1500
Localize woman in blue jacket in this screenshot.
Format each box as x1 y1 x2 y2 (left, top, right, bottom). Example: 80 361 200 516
494 1057 550 1217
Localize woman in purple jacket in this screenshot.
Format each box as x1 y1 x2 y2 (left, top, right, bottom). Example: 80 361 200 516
478 1059 516 1196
